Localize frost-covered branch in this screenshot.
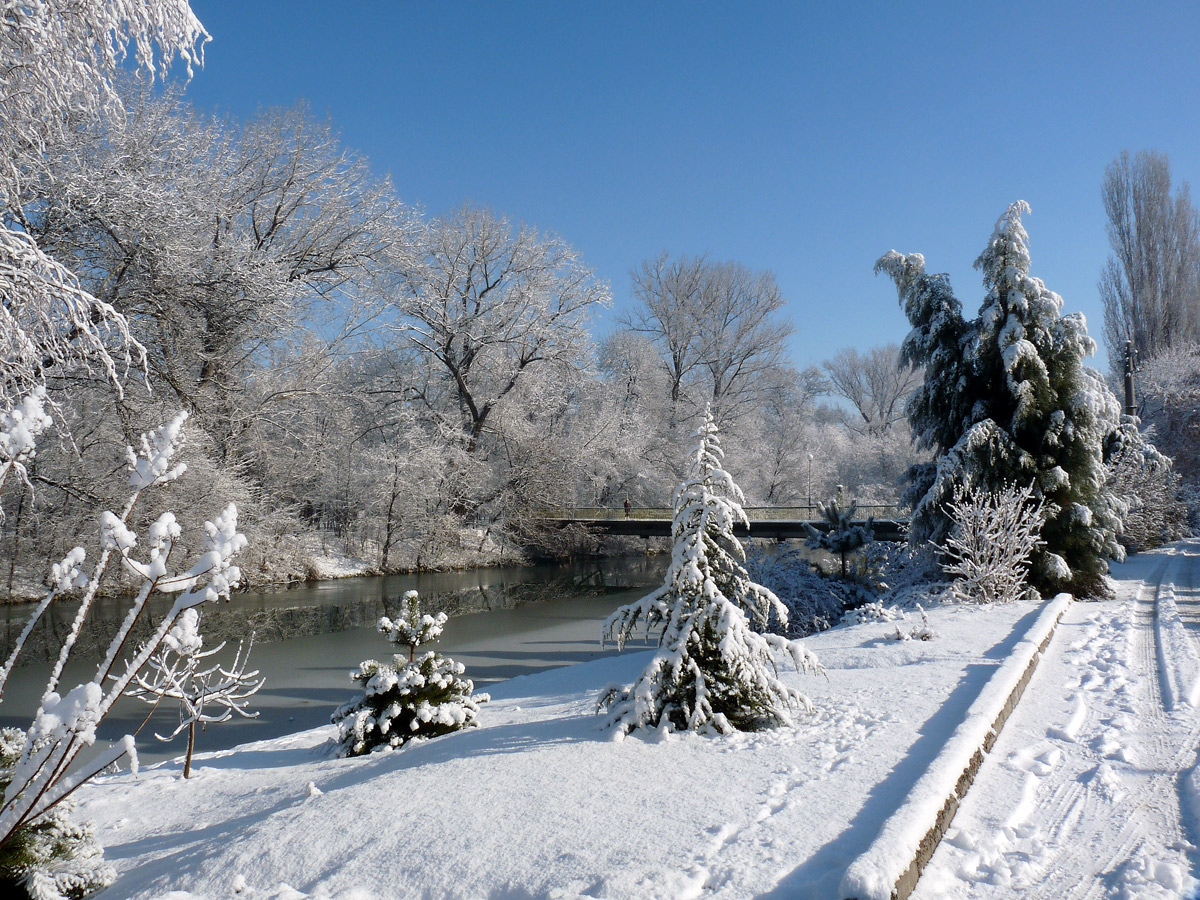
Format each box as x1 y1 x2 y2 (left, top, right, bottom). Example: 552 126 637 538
127 609 262 778
938 482 1045 603
0 414 246 857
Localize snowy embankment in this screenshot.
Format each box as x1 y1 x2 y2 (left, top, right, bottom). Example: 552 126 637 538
76 599 1059 900
913 540 1200 900
841 593 1071 900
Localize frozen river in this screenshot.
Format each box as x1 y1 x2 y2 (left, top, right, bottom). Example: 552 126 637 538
0 556 664 762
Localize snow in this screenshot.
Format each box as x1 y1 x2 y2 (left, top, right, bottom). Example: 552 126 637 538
63 540 1200 899
912 540 1200 899
76 598 1043 899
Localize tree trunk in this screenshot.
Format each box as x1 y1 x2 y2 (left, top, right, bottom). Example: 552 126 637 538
184 721 196 778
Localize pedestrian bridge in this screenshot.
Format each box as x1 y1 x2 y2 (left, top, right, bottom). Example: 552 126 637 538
539 506 908 542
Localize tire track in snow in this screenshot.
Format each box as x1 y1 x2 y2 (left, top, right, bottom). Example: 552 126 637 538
913 549 1200 899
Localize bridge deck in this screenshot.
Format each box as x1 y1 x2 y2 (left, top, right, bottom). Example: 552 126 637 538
541 507 907 542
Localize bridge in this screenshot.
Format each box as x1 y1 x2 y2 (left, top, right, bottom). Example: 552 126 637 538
540 506 908 542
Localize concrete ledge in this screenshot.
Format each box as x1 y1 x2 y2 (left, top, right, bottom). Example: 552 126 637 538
840 593 1073 900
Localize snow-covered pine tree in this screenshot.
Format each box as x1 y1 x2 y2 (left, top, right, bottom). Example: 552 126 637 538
332 591 488 757
878 202 1124 596
599 410 823 736
803 498 874 577
0 728 113 900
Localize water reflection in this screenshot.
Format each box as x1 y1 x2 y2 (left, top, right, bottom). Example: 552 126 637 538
0 557 666 763
1 555 668 664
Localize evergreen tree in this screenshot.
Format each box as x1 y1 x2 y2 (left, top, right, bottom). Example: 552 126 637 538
332 591 488 757
0 729 114 899
804 498 874 577
599 410 823 735
878 202 1124 596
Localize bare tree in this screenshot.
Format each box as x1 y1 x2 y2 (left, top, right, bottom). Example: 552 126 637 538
1100 150 1200 372
625 254 794 427
823 343 921 437
625 254 709 404
390 206 610 453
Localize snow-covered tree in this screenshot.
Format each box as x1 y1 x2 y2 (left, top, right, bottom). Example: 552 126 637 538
332 591 488 757
126 608 263 778
0 727 113 900
0 413 246 892
804 498 874 578
1103 422 1187 552
389 206 610 454
1 0 207 406
938 482 1046 604
878 202 1124 596
599 411 823 736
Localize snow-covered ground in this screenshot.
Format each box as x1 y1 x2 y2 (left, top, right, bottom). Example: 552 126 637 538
913 541 1200 900
74 542 1200 899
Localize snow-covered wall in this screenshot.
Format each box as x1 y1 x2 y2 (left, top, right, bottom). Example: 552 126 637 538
840 593 1072 900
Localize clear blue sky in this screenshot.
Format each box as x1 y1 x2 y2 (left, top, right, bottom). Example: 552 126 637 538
183 0 1200 374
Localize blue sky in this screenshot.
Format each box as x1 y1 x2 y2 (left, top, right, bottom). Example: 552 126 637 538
183 1 1200 374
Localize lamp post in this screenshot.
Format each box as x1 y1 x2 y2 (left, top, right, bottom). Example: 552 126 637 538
1123 340 1138 420
806 452 814 516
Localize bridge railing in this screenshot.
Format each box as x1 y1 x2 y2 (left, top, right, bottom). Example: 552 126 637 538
539 504 906 522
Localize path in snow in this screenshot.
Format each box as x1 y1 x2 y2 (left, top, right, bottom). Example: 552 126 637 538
912 541 1200 900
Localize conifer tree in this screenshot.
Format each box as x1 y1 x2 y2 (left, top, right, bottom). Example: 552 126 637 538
804 498 874 577
599 410 822 735
878 202 1124 595
332 591 488 757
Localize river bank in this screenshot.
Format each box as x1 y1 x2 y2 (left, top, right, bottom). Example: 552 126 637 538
0 562 666 763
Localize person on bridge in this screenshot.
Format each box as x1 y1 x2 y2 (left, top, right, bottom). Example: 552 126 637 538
624 498 632 517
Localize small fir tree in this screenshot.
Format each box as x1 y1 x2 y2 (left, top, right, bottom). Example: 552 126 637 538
0 727 114 900
804 498 874 577
332 591 488 757
878 202 1125 596
599 411 823 736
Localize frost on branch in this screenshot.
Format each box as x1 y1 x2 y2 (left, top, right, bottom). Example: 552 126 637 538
0 413 248 891
126 609 263 778
0 389 53 500
332 591 487 757
126 412 189 490
599 409 823 737
937 482 1045 604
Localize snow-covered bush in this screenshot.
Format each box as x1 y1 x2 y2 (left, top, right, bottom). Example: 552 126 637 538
1104 423 1188 552
0 411 247 897
0 728 113 900
804 498 874 577
743 545 846 637
599 411 823 736
938 482 1045 604
332 591 488 757
126 608 263 778
886 606 936 641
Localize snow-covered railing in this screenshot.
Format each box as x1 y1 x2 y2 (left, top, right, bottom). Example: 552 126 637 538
539 505 907 522
840 593 1072 900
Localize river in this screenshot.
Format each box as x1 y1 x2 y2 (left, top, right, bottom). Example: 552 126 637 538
0 556 666 764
